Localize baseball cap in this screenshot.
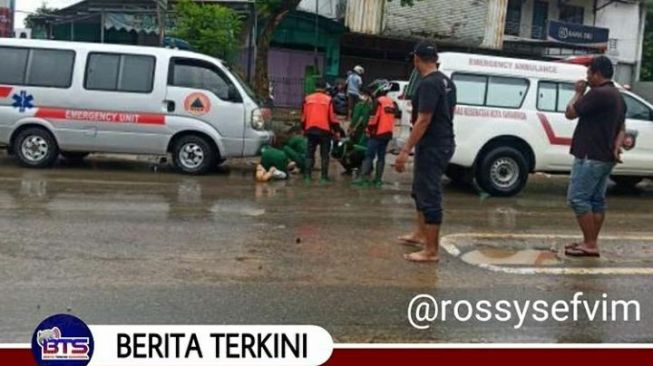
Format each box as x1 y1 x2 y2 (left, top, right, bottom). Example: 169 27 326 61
411 40 438 59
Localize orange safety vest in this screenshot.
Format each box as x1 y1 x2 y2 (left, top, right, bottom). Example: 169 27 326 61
303 92 333 133
369 96 395 137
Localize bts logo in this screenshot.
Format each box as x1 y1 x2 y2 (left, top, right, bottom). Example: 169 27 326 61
38 327 90 360
32 314 94 366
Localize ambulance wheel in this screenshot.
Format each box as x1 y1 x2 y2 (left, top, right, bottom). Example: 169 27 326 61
14 127 59 169
61 152 90 163
476 147 528 197
172 135 217 175
611 176 643 189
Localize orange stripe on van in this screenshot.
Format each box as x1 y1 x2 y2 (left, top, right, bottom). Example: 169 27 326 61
36 108 166 125
0 86 12 98
537 113 572 146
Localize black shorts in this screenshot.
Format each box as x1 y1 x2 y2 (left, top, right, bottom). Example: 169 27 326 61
411 145 455 225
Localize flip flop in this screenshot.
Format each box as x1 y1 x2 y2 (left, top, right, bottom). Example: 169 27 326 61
565 242 582 250
565 247 600 258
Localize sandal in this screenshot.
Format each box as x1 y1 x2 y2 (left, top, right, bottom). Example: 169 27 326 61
565 247 600 258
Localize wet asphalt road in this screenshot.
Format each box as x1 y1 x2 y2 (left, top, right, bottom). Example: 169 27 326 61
1 153 653 343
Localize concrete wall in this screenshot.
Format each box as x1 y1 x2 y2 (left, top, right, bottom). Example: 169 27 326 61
517 0 596 38
595 0 645 84
298 0 342 19
382 0 490 48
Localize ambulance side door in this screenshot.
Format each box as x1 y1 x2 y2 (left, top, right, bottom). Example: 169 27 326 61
534 80 576 170
84 51 169 154
165 57 246 157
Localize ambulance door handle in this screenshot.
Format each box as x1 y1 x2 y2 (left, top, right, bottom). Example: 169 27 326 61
165 100 176 112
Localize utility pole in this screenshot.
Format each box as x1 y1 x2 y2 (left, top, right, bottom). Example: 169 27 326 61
156 0 167 45
314 0 319 70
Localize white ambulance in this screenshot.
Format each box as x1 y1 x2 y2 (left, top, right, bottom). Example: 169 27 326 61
0 39 273 174
395 52 653 196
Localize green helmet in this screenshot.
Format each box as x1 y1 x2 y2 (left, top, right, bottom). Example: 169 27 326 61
367 79 391 98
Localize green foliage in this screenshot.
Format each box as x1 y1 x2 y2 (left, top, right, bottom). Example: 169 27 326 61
641 6 653 81
171 0 243 61
24 2 57 29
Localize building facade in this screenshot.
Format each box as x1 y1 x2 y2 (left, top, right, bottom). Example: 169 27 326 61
342 0 646 85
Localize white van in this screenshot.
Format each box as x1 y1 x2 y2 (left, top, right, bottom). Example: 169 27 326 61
0 39 273 174
395 52 653 196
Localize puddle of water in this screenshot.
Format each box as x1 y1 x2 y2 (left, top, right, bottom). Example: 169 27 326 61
210 202 265 217
461 248 562 266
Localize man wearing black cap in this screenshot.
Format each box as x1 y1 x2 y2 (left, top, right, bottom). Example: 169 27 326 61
395 40 456 263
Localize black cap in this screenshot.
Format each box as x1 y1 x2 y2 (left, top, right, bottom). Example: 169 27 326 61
412 40 438 59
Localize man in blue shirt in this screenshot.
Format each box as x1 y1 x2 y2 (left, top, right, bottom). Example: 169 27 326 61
346 65 364 120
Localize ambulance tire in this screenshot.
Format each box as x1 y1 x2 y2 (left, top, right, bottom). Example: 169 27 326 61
61 152 90 163
14 127 60 169
611 176 643 189
172 135 217 175
476 147 528 197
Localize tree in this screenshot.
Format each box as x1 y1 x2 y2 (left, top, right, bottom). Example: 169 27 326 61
253 0 303 99
171 0 243 62
253 0 422 99
24 2 57 29
640 1 653 81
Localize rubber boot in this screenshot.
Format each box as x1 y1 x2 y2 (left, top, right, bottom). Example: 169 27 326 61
373 160 385 187
353 158 373 186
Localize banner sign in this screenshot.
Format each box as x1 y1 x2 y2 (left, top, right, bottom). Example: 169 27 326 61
547 20 610 49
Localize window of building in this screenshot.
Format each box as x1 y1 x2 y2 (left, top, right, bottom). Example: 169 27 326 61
169 58 239 101
559 5 584 24
537 81 576 113
532 1 549 40
0 46 74 88
453 73 529 109
85 53 155 93
505 0 522 36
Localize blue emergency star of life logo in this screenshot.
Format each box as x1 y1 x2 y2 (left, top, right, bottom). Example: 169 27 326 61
31 314 94 366
12 90 34 113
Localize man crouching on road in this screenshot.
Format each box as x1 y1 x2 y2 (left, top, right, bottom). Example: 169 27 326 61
564 56 626 258
395 41 457 263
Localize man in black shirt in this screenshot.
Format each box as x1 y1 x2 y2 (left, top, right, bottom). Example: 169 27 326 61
564 56 626 258
395 41 456 263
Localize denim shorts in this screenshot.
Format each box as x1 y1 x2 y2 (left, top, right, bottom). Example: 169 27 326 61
412 145 455 225
567 158 615 216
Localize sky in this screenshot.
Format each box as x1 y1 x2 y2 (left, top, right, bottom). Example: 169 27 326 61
14 0 82 29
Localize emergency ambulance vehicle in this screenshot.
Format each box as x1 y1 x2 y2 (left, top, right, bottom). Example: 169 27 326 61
0 39 273 174
396 52 653 196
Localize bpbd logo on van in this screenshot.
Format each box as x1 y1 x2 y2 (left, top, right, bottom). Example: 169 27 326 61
31 314 94 366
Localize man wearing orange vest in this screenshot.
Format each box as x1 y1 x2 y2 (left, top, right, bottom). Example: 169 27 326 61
301 78 341 182
354 80 396 186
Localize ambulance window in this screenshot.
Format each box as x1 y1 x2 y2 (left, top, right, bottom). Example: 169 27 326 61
27 49 75 88
0 47 28 85
537 82 557 111
452 74 486 106
86 54 120 91
120 55 156 93
623 94 652 121
557 83 575 112
170 59 238 101
85 53 155 93
537 82 575 113
486 76 529 108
